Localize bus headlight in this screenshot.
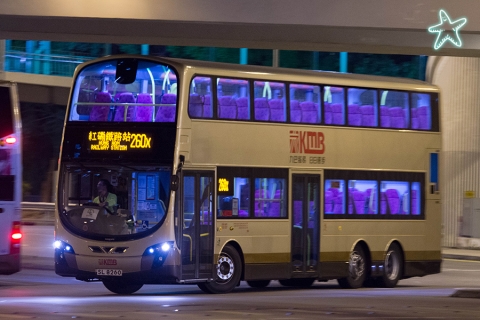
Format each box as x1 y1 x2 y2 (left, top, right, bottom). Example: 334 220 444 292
53 240 75 254
142 242 173 269
161 242 171 252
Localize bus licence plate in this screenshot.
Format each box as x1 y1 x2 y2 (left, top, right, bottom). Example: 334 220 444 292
96 269 123 276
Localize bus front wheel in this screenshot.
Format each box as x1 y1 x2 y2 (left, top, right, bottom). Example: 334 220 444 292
337 244 367 289
198 245 242 294
377 243 403 288
102 279 143 294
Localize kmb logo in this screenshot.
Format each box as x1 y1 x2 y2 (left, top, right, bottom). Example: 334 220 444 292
98 258 117 266
290 130 325 154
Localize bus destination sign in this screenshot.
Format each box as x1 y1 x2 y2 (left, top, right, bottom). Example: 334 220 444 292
88 131 152 151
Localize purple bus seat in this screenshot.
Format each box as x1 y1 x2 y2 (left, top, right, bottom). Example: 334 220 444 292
324 190 334 213
389 107 406 129
290 100 302 123
236 96 249 120
333 193 344 214
360 105 375 127
324 103 333 124
380 192 387 214
348 104 362 126
134 93 154 122
160 93 176 104
380 106 390 128
348 188 358 214
328 187 340 198
188 93 204 118
203 94 212 118
113 92 135 122
268 190 282 217
411 108 419 129
418 106 430 130
352 191 366 214
269 98 285 122
331 103 344 125
300 101 319 124
255 189 267 217
156 93 176 122
254 98 270 121
386 189 400 214
411 190 418 215
293 200 303 226
238 210 249 217
218 95 237 119
77 89 95 118
90 92 112 121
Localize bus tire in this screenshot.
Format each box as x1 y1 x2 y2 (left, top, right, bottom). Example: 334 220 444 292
377 243 403 288
197 244 242 294
337 244 367 289
246 280 271 288
102 280 143 294
279 278 315 287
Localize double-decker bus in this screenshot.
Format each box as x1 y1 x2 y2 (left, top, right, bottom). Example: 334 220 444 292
0 81 22 275
55 55 441 294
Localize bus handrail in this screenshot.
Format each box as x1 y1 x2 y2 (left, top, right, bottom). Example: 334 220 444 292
21 202 55 212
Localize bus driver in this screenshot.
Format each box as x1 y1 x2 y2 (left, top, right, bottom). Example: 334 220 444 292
93 179 117 214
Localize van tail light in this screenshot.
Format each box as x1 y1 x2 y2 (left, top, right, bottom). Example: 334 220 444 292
5 136 16 144
10 221 22 254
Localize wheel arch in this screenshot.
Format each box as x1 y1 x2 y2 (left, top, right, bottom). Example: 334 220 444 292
222 240 245 281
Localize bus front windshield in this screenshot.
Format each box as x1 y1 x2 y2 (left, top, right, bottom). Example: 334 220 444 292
59 164 172 239
69 58 178 123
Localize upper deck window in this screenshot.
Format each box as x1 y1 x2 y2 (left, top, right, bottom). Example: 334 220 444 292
254 81 286 122
380 90 409 129
69 59 178 123
411 93 431 130
347 88 378 127
324 86 345 125
218 78 250 120
189 76 213 119
290 83 321 124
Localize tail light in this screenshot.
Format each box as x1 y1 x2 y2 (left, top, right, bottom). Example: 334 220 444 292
5 136 16 144
10 221 22 254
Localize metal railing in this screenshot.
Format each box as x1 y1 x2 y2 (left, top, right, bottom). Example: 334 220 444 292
21 202 55 212
4 51 94 77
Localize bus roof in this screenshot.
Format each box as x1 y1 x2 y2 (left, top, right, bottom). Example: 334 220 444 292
78 55 439 93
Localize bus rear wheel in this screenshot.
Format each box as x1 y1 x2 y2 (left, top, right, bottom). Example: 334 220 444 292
102 279 143 295
337 244 367 289
377 243 403 288
198 245 242 294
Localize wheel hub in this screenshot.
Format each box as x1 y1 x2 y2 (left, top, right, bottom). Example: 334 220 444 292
349 251 365 280
216 255 234 280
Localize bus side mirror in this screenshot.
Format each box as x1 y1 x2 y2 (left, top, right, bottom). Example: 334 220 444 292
170 175 179 192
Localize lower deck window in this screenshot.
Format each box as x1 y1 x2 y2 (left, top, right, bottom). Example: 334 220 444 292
324 170 424 219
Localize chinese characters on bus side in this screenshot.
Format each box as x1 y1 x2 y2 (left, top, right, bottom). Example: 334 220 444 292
289 130 326 165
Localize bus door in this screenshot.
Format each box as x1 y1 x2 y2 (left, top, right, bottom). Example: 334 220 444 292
291 174 320 275
180 171 214 280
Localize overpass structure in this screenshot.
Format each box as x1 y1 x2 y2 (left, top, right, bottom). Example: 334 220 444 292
1 0 480 247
